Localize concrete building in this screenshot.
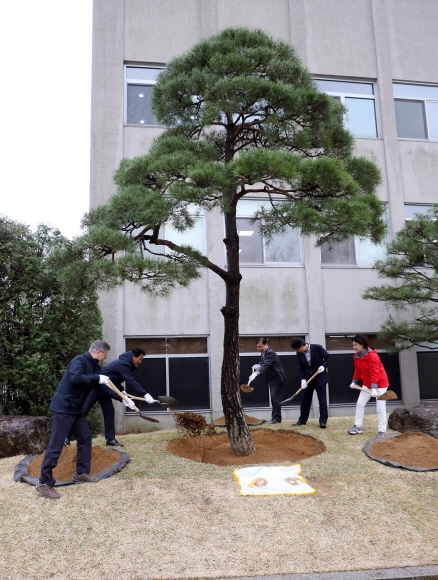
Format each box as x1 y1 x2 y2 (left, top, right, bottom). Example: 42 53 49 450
90 0 438 433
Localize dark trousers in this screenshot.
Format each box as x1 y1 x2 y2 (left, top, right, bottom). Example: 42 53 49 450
270 381 285 423
298 383 328 425
40 412 92 487
82 389 116 441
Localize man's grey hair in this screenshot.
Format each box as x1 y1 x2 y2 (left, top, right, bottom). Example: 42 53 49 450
89 340 111 353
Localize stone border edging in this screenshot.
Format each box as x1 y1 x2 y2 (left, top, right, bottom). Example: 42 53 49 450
363 432 438 472
13 448 131 486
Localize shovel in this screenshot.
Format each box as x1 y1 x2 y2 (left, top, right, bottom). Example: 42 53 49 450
349 384 398 400
126 394 178 408
279 369 320 406
240 365 260 393
106 379 160 423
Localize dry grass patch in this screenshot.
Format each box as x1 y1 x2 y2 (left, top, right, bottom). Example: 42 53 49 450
1 415 438 580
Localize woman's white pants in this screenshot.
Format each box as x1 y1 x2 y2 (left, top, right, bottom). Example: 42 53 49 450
354 387 387 433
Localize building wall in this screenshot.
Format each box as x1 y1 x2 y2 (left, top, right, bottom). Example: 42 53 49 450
91 0 438 431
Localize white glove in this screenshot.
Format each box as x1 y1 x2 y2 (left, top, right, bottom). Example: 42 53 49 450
99 375 110 385
317 365 325 374
349 382 357 389
123 398 135 410
252 364 260 373
248 372 259 383
371 388 379 398
144 393 155 404
301 379 307 389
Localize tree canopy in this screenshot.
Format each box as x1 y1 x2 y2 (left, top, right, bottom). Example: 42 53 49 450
72 28 385 455
0 218 102 415
364 206 438 351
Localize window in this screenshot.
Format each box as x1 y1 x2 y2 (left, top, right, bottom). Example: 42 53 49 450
315 79 378 138
125 337 210 411
404 204 434 221
236 200 302 266
125 66 164 126
393 83 438 140
321 233 387 267
417 352 438 400
325 334 402 405
239 336 305 409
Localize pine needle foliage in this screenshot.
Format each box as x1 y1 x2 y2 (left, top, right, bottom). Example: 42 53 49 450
364 206 438 350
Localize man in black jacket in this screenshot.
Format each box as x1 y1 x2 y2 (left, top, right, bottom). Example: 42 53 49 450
249 337 286 424
81 348 155 447
290 337 330 428
37 340 126 499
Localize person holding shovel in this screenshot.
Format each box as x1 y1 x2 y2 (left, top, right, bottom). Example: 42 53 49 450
248 337 286 424
290 337 330 428
348 334 389 439
81 347 155 447
36 340 129 500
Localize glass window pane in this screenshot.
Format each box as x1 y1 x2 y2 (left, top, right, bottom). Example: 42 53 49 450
426 101 438 139
237 218 263 264
126 67 162 81
239 336 303 353
404 204 433 220
127 84 158 125
236 199 269 217
125 357 167 412
355 237 387 265
240 356 270 408
165 217 204 254
265 228 301 263
418 352 438 400
393 83 438 99
315 80 374 95
126 337 208 355
169 357 210 410
394 99 427 139
344 98 377 138
321 238 356 264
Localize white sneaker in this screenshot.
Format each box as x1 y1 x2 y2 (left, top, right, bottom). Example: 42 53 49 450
348 425 363 435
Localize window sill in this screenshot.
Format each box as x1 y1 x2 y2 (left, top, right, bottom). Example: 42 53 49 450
321 264 376 269
239 263 304 268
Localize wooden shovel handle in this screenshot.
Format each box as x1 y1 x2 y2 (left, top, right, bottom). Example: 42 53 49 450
106 379 141 414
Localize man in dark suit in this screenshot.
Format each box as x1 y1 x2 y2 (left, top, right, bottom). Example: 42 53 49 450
290 337 330 428
249 337 286 424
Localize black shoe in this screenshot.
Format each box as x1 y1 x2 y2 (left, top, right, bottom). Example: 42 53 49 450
63 437 71 447
106 439 124 447
293 421 306 426
271 419 281 424
320 423 327 429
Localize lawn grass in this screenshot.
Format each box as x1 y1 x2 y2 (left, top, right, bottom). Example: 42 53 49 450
1 414 437 580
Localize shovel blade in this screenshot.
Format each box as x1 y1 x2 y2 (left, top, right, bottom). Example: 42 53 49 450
157 395 178 408
240 384 254 393
138 413 160 423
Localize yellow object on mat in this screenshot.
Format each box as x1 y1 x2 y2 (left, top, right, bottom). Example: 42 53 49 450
233 464 316 496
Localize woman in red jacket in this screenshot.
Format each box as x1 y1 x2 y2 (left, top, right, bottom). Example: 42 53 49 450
347 334 389 439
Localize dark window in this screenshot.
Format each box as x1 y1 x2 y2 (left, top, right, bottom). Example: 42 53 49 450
125 357 167 412
169 357 210 410
417 352 438 400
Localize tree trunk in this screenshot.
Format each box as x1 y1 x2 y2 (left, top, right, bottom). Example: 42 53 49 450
221 207 255 456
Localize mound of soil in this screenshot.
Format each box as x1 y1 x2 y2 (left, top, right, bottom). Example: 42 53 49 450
28 444 120 481
213 415 265 426
168 429 326 466
369 432 438 469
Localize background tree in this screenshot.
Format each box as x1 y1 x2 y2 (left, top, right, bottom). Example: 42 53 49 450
72 28 385 455
364 206 438 351
0 217 102 415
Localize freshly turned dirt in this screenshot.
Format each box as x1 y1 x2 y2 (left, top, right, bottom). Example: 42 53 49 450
28 444 120 481
168 429 326 466
213 415 263 425
370 432 438 469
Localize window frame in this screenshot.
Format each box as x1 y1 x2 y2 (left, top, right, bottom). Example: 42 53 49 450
315 78 380 139
234 200 304 268
124 335 211 413
124 64 165 127
393 83 438 141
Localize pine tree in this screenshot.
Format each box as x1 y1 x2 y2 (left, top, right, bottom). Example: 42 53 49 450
364 206 438 350
77 28 384 455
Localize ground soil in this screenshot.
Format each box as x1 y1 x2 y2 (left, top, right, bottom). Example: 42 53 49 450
370 431 438 468
212 414 263 425
167 428 327 465
27 444 119 480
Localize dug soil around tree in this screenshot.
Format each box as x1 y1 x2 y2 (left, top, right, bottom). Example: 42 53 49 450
370 432 438 469
168 429 326 465
28 444 120 480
